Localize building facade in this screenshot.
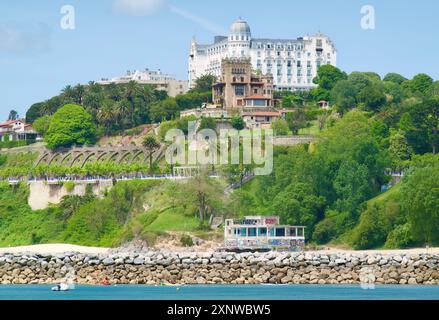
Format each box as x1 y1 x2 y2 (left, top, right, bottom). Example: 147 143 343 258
212 58 274 109
189 19 337 91
97 69 188 97
0 119 39 142
224 216 305 252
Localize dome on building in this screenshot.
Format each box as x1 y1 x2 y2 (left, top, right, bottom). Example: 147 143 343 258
229 18 251 35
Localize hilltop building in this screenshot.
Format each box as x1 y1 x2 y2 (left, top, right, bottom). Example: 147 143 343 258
189 19 337 91
97 69 188 97
212 58 274 109
181 58 283 129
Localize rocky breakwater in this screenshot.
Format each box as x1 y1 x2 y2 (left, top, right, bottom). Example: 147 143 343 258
0 251 438 285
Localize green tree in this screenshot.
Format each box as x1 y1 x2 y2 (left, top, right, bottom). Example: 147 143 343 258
408 73 434 94
330 80 357 114
388 129 412 170
313 65 347 91
32 115 52 137
273 182 325 237
192 74 216 93
383 73 407 85
142 134 161 174
179 171 225 222
427 81 439 98
149 97 179 123
198 117 217 132
286 109 308 134
231 116 245 130
272 118 290 136
401 160 439 245
46 104 97 149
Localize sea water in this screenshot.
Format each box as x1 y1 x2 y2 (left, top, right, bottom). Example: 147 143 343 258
0 285 438 300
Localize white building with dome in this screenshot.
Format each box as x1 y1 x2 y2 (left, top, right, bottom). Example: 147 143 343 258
188 19 337 91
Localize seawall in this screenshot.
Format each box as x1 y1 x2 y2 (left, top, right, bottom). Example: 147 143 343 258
1 251 438 285
28 180 113 210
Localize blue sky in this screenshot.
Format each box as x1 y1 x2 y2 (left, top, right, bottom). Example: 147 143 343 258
1 0 438 120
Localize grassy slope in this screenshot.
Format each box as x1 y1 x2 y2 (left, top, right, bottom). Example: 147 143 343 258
367 183 402 206
0 179 206 248
0 183 64 246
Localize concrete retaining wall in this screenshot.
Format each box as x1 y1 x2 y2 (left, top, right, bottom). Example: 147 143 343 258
28 180 113 210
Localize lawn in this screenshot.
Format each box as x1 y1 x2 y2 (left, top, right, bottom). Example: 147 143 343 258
143 210 200 232
298 120 320 135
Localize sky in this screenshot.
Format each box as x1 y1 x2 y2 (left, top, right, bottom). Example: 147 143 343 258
1 0 438 120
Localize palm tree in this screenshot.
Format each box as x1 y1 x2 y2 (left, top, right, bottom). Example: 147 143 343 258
97 104 116 136
139 85 155 104
73 84 86 104
8 110 19 120
115 100 130 129
106 83 122 101
142 134 161 174
62 85 75 101
125 81 141 126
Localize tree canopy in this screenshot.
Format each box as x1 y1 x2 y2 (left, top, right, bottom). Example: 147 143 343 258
46 104 97 149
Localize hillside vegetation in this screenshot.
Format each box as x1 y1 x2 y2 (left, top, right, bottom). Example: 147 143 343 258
0 179 217 247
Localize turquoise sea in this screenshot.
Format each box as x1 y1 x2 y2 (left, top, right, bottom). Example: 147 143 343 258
0 285 438 300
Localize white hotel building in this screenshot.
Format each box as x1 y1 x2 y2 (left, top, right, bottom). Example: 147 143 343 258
189 19 337 91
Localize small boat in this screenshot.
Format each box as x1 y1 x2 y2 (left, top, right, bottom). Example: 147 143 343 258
51 283 71 292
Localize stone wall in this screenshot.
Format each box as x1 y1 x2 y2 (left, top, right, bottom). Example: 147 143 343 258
28 180 113 210
1 251 438 285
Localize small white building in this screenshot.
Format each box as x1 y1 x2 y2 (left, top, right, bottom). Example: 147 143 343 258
224 216 305 252
97 69 188 97
0 119 39 142
189 19 337 91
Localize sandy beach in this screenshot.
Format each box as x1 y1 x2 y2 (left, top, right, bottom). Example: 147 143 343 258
0 244 109 255
0 244 438 255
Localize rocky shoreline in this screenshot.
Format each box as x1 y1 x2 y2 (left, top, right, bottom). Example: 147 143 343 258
0 251 438 285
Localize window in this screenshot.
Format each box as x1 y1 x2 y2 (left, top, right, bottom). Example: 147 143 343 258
235 85 245 96
248 228 257 237
253 99 266 106
258 228 267 236
275 228 285 237
240 228 247 237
